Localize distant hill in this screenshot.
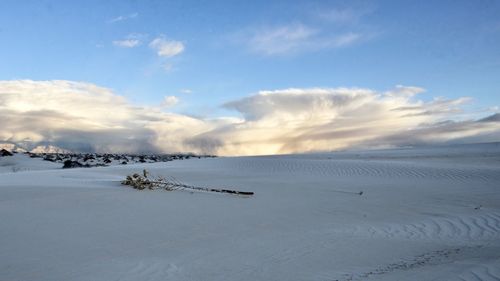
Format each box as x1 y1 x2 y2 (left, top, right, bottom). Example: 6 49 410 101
0 142 75 154
0 143 27 153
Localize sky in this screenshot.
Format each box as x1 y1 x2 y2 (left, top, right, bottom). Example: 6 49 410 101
1 0 500 155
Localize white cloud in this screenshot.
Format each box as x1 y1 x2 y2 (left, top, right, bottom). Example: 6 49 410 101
248 24 317 55
242 23 365 55
113 33 146 48
180 89 192 94
113 39 141 48
235 4 376 56
199 87 499 155
161 96 179 108
108 13 138 23
1 80 499 156
0 80 217 153
332 32 361 47
149 37 185 58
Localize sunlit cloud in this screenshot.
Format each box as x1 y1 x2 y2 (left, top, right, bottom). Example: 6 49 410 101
0 80 215 153
1 80 499 156
149 36 185 58
191 87 500 155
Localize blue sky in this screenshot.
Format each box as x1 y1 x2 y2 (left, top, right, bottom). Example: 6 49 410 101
1 0 499 115
1 1 500 155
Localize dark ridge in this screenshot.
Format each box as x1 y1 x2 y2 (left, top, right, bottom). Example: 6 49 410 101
0 149 13 157
24 152 217 169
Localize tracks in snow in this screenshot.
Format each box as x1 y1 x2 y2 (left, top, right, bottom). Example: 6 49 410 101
338 249 500 281
329 212 500 280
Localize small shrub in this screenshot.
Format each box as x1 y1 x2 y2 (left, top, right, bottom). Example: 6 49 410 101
121 170 155 190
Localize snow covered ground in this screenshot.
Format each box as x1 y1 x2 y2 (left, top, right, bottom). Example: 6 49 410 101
1 143 500 281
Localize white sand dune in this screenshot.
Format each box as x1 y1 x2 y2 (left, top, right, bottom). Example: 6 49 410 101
1 143 500 280
343 212 500 242
0 153 61 174
206 156 500 182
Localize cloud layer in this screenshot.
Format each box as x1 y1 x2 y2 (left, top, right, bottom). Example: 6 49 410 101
0 80 216 153
197 87 499 155
1 80 499 155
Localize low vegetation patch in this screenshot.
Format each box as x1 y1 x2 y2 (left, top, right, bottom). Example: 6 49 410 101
122 169 254 196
